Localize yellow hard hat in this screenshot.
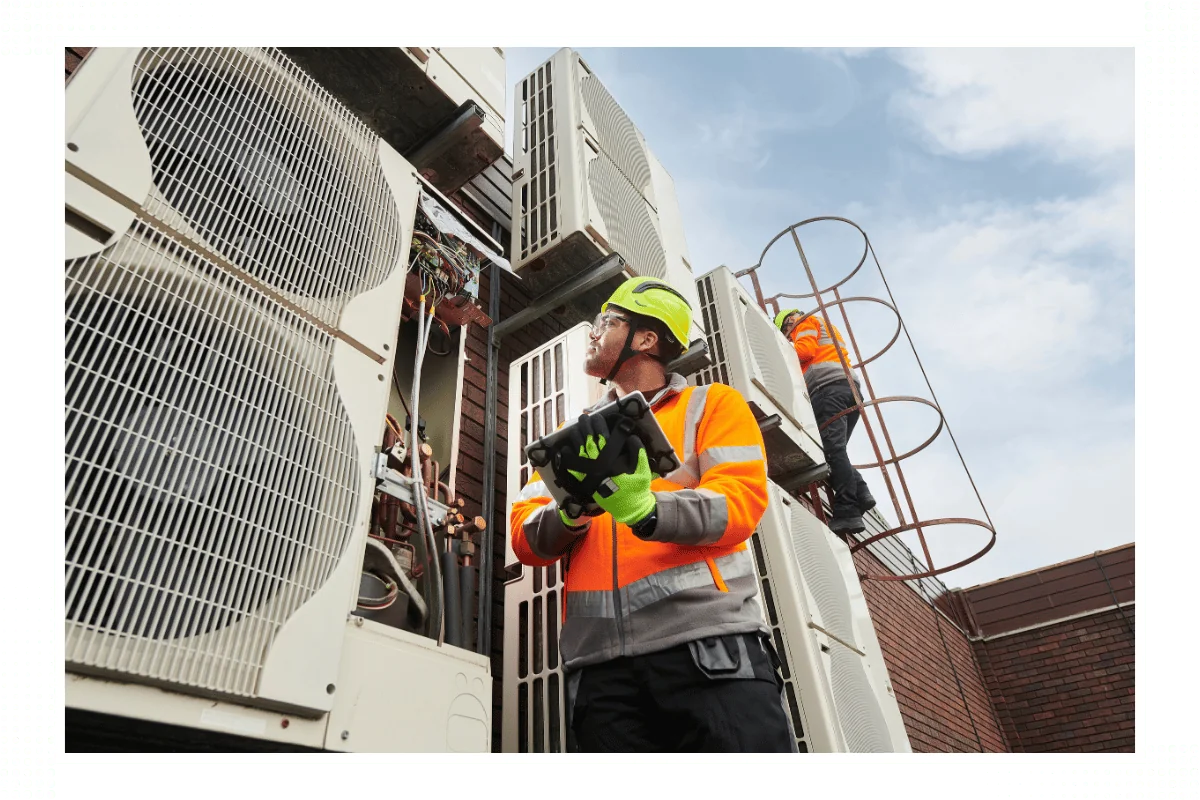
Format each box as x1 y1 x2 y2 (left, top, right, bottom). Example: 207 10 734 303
602 277 692 353
774 308 801 331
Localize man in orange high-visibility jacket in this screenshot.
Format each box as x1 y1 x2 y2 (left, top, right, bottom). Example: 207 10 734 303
775 308 876 535
511 277 795 753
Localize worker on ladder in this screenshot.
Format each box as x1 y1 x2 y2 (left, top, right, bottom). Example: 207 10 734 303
775 308 876 535
511 277 795 753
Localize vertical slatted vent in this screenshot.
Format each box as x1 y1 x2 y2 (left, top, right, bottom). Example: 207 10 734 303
694 274 731 387
518 61 558 261
507 338 569 753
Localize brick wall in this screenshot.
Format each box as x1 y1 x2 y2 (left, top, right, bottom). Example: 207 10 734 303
853 544 1009 752
972 606 1134 752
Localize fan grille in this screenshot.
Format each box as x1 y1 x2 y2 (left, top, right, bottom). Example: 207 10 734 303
588 155 665 280
65 223 359 698
788 502 892 751
131 47 405 328
579 74 652 199
745 305 797 410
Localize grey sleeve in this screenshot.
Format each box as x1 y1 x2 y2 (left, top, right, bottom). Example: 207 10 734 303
522 504 590 561
644 489 729 546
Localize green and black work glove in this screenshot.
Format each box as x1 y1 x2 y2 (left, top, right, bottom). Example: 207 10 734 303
562 412 656 527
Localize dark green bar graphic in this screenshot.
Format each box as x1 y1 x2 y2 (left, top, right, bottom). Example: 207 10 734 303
213 0 1142 33
0 56 48 609
60 767 988 796
1147 190 1195 743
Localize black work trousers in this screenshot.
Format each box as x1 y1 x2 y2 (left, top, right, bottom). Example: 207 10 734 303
810 379 873 520
567 633 796 753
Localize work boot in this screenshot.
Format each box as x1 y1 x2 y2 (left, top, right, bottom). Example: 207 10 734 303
828 515 865 535
858 494 877 514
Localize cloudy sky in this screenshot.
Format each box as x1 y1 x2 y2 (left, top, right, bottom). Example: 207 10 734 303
504 48 1134 589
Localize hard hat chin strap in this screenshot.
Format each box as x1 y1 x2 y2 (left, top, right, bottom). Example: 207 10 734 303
600 325 640 386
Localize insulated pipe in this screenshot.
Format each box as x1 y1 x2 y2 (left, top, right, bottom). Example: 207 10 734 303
441 545 462 648
460 561 476 650
479 262 501 656
411 296 445 644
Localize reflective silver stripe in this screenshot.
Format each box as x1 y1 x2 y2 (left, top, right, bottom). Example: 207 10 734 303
699 445 766 474
665 455 700 488
665 385 710 487
565 550 756 619
807 362 847 378
691 488 730 545
653 487 729 546
623 550 755 614
682 385 710 463
566 590 617 618
815 318 834 345
517 479 550 501
795 329 819 339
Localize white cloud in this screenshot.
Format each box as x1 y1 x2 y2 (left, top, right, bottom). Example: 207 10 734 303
953 436 1134 588
846 399 1134 590
872 181 1133 378
887 48 1133 162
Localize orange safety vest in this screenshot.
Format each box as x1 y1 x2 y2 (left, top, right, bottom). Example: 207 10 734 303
788 314 857 394
510 373 769 671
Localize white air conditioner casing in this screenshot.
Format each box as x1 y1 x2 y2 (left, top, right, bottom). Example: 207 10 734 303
403 47 506 154
64 47 433 720
431 48 506 131
501 323 601 752
503 323 602 570
510 48 704 343
67 619 492 752
763 484 912 753
749 483 845 752
693 266 825 479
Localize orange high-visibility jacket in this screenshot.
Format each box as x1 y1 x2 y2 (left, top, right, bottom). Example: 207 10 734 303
510 373 770 672
788 314 859 394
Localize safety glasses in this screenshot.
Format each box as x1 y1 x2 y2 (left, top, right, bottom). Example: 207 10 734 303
592 312 631 336
781 313 802 338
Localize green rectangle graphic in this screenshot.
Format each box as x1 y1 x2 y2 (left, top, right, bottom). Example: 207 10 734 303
0 56 49 609
1147 191 1195 743
213 0 1142 32
58 767 984 796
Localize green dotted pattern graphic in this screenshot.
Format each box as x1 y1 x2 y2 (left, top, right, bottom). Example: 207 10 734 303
0 0 1190 796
